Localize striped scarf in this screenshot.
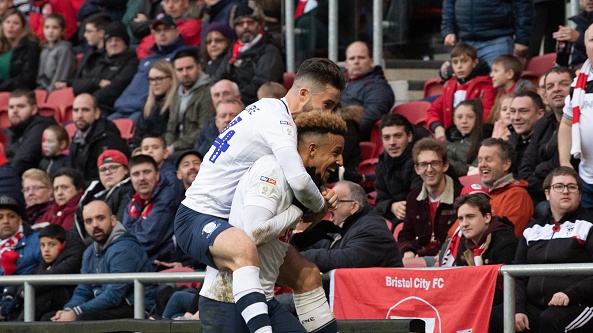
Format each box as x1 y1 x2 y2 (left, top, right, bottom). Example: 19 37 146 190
570 59 592 159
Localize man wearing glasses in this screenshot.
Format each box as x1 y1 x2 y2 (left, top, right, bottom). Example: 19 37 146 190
398 137 462 267
490 166 593 333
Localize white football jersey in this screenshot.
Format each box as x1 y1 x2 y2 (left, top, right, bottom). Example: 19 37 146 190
182 98 320 218
200 155 300 301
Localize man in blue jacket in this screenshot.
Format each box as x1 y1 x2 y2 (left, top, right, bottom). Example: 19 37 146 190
51 200 155 321
441 0 533 65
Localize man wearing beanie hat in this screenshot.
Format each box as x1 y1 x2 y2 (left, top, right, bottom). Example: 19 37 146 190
66 21 139 116
212 1 283 105
74 149 134 241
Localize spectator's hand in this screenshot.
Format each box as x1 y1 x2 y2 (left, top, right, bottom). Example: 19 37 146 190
434 126 446 141
99 79 111 88
403 251 415 259
133 13 148 23
444 33 456 46
54 81 67 90
514 43 529 57
515 313 530 331
548 292 570 306
321 187 338 211
154 260 183 269
390 201 406 221
553 25 579 43
52 309 76 322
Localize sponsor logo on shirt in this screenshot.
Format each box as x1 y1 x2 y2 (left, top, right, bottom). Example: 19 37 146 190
259 176 277 185
280 120 292 126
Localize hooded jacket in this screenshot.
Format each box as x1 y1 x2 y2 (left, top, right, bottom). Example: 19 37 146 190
341 65 395 141
5 114 57 176
166 72 214 151
569 10 593 67
0 223 42 277
427 61 497 132
64 222 155 315
36 40 76 92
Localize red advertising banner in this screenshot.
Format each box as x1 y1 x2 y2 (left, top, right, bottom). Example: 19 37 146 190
330 265 501 333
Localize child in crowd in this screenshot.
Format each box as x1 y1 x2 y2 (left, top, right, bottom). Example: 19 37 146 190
36 14 75 92
257 81 287 99
140 134 182 192
38 125 70 176
489 93 514 140
490 54 534 98
426 43 497 139
0 225 84 321
445 99 492 176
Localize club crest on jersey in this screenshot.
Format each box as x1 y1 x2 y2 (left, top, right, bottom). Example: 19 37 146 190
201 221 220 238
282 125 295 137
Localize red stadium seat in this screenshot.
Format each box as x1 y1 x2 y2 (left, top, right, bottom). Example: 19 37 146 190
159 266 197 288
369 120 384 156
359 141 377 160
392 101 431 129
521 70 540 87
393 222 404 241
0 107 9 130
37 104 61 123
34 89 48 104
423 77 445 98
113 118 135 143
526 53 556 76
0 92 9 108
283 72 295 91
64 122 77 140
459 173 482 187
46 88 75 124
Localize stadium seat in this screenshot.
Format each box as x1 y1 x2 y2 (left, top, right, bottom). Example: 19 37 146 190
369 120 384 156
113 118 135 143
0 92 9 108
0 107 9 130
423 77 445 98
393 222 404 241
283 72 295 91
358 157 378 189
392 100 430 129
526 53 556 76
521 70 540 87
37 104 61 123
34 89 47 104
159 266 197 288
459 173 482 187
359 141 377 160
46 88 75 124
64 122 77 139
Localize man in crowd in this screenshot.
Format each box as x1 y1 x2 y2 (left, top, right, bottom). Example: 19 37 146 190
340 41 395 141
213 2 283 105
519 67 573 206
68 93 129 182
175 150 202 190
399 137 462 267
51 200 155 321
166 48 213 153
490 167 593 332
112 14 186 122
508 90 545 174
5 90 56 176
194 98 244 157
123 155 183 262
374 113 422 225
210 79 241 108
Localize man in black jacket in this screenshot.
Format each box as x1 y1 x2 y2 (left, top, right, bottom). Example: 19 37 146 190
5 90 57 176
68 93 129 182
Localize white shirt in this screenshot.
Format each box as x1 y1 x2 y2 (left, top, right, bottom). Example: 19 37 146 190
182 98 325 218
200 155 303 301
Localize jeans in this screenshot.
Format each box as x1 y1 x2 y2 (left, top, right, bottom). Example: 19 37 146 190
465 36 514 67
162 291 196 319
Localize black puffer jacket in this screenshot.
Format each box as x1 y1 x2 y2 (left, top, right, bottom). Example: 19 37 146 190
0 37 40 91
5 114 57 176
441 0 533 46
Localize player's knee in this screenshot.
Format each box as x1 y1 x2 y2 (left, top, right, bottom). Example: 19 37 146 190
212 228 259 271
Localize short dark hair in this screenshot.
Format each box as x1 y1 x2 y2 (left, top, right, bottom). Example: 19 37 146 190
450 43 478 60
492 54 524 81
84 13 112 31
293 58 345 92
379 113 412 135
9 89 36 106
454 193 492 216
129 154 159 171
512 90 546 112
480 137 516 168
141 133 167 149
543 66 575 86
412 137 448 163
543 166 582 192
173 48 201 65
45 13 66 31
455 98 484 163
38 224 67 243
52 167 86 191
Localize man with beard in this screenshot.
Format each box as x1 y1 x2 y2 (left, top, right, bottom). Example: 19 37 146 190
68 93 129 182
213 2 283 105
175 150 202 190
51 200 155 321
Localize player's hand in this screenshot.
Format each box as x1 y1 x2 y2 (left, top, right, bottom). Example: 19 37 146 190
548 292 570 306
515 313 530 331
444 33 456 46
390 201 406 221
321 187 338 211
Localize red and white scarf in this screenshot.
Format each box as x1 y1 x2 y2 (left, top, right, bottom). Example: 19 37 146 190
570 59 592 159
440 227 462 267
229 30 264 65
0 225 23 275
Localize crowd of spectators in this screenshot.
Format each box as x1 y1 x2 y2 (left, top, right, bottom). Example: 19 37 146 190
0 0 593 331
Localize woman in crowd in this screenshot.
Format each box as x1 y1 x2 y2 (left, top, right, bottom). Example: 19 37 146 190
0 8 40 91
200 22 234 77
39 168 84 230
21 168 53 226
36 13 75 92
130 60 178 149
446 99 492 176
